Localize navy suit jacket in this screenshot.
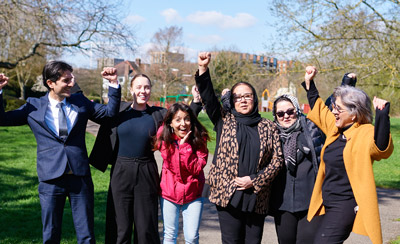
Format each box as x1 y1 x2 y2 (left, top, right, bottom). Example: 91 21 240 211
0 87 121 182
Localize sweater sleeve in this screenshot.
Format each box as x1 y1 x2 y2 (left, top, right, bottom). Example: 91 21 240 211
374 103 390 150
190 102 203 117
195 69 223 126
301 80 319 109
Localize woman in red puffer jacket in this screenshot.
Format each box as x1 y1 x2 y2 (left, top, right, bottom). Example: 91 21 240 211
155 102 209 244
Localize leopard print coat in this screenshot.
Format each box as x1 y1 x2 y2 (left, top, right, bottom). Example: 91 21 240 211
207 112 283 214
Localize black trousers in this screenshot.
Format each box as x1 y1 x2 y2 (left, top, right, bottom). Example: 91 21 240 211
313 198 357 244
274 210 322 244
107 156 160 244
216 205 266 244
105 166 117 244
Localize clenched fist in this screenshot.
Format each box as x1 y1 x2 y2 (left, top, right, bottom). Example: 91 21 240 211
304 66 318 90
198 52 211 75
0 73 9 90
101 67 118 84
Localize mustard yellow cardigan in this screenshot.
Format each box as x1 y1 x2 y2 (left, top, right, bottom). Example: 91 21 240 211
306 98 394 244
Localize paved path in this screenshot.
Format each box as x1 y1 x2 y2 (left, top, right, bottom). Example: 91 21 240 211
87 121 400 243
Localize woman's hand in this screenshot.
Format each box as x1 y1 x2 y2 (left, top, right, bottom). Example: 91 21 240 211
234 176 253 190
192 85 201 103
179 131 192 145
347 73 356 79
373 96 388 110
221 88 230 96
304 66 318 90
198 52 211 75
0 73 9 90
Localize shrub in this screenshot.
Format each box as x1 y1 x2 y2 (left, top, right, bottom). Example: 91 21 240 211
3 96 26 111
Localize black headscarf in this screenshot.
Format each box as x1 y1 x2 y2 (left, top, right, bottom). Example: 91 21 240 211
228 82 262 212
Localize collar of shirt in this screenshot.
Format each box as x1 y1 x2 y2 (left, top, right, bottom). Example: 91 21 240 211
45 96 77 135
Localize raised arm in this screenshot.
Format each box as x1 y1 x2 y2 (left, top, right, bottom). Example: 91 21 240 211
189 85 203 116
373 97 390 150
0 74 29 126
90 67 121 121
301 66 336 135
195 52 223 126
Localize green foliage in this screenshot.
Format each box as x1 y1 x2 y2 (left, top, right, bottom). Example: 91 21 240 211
3 96 26 111
198 112 216 154
208 51 258 95
389 235 400 244
269 0 400 114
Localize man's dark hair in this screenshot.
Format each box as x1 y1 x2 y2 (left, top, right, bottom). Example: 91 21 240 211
42 61 73 90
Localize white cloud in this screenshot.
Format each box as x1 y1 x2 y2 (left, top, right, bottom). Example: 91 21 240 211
187 11 257 29
161 8 183 23
181 47 198 62
188 34 223 45
124 15 146 24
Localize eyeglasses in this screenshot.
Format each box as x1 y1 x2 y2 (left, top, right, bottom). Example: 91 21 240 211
332 103 347 114
276 108 296 118
233 93 253 102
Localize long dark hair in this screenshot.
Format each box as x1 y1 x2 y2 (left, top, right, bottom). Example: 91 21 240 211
155 103 209 152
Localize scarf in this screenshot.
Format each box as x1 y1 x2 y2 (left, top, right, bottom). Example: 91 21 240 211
273 94 303 175
229 82 262 212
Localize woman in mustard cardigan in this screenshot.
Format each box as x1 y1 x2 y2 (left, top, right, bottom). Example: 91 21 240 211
302 66 393 244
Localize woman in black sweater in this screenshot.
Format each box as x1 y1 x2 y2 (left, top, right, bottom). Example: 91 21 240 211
90 74 202 244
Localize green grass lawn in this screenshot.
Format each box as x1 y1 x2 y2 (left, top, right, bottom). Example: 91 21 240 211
0 126 109 244
0 113 398 243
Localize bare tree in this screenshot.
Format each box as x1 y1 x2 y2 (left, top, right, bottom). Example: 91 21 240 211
14 57 47 99
148 26 186 105
269 0 400 112
0 0 136 69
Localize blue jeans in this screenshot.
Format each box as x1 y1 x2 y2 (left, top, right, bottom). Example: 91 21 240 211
160 197 204 244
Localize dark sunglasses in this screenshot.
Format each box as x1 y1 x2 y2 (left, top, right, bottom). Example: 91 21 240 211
276 108 296 118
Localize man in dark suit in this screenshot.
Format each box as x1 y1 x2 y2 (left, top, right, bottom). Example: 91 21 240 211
0 61 121 244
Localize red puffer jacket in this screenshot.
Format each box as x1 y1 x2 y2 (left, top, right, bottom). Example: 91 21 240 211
158 126 208 205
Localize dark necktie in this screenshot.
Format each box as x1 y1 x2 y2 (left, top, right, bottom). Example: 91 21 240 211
57 102 68 140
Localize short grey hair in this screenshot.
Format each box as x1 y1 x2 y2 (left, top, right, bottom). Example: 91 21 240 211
333 85 372 124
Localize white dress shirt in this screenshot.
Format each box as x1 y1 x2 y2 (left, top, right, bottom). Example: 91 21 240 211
45 96 78 136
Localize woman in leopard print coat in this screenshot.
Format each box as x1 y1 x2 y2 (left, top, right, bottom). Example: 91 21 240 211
195 52 283 244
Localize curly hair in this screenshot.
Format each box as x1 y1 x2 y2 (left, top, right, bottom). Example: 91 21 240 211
154 103 209 152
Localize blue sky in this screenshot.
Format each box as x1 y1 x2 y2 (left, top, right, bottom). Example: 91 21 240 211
63 0 278 68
